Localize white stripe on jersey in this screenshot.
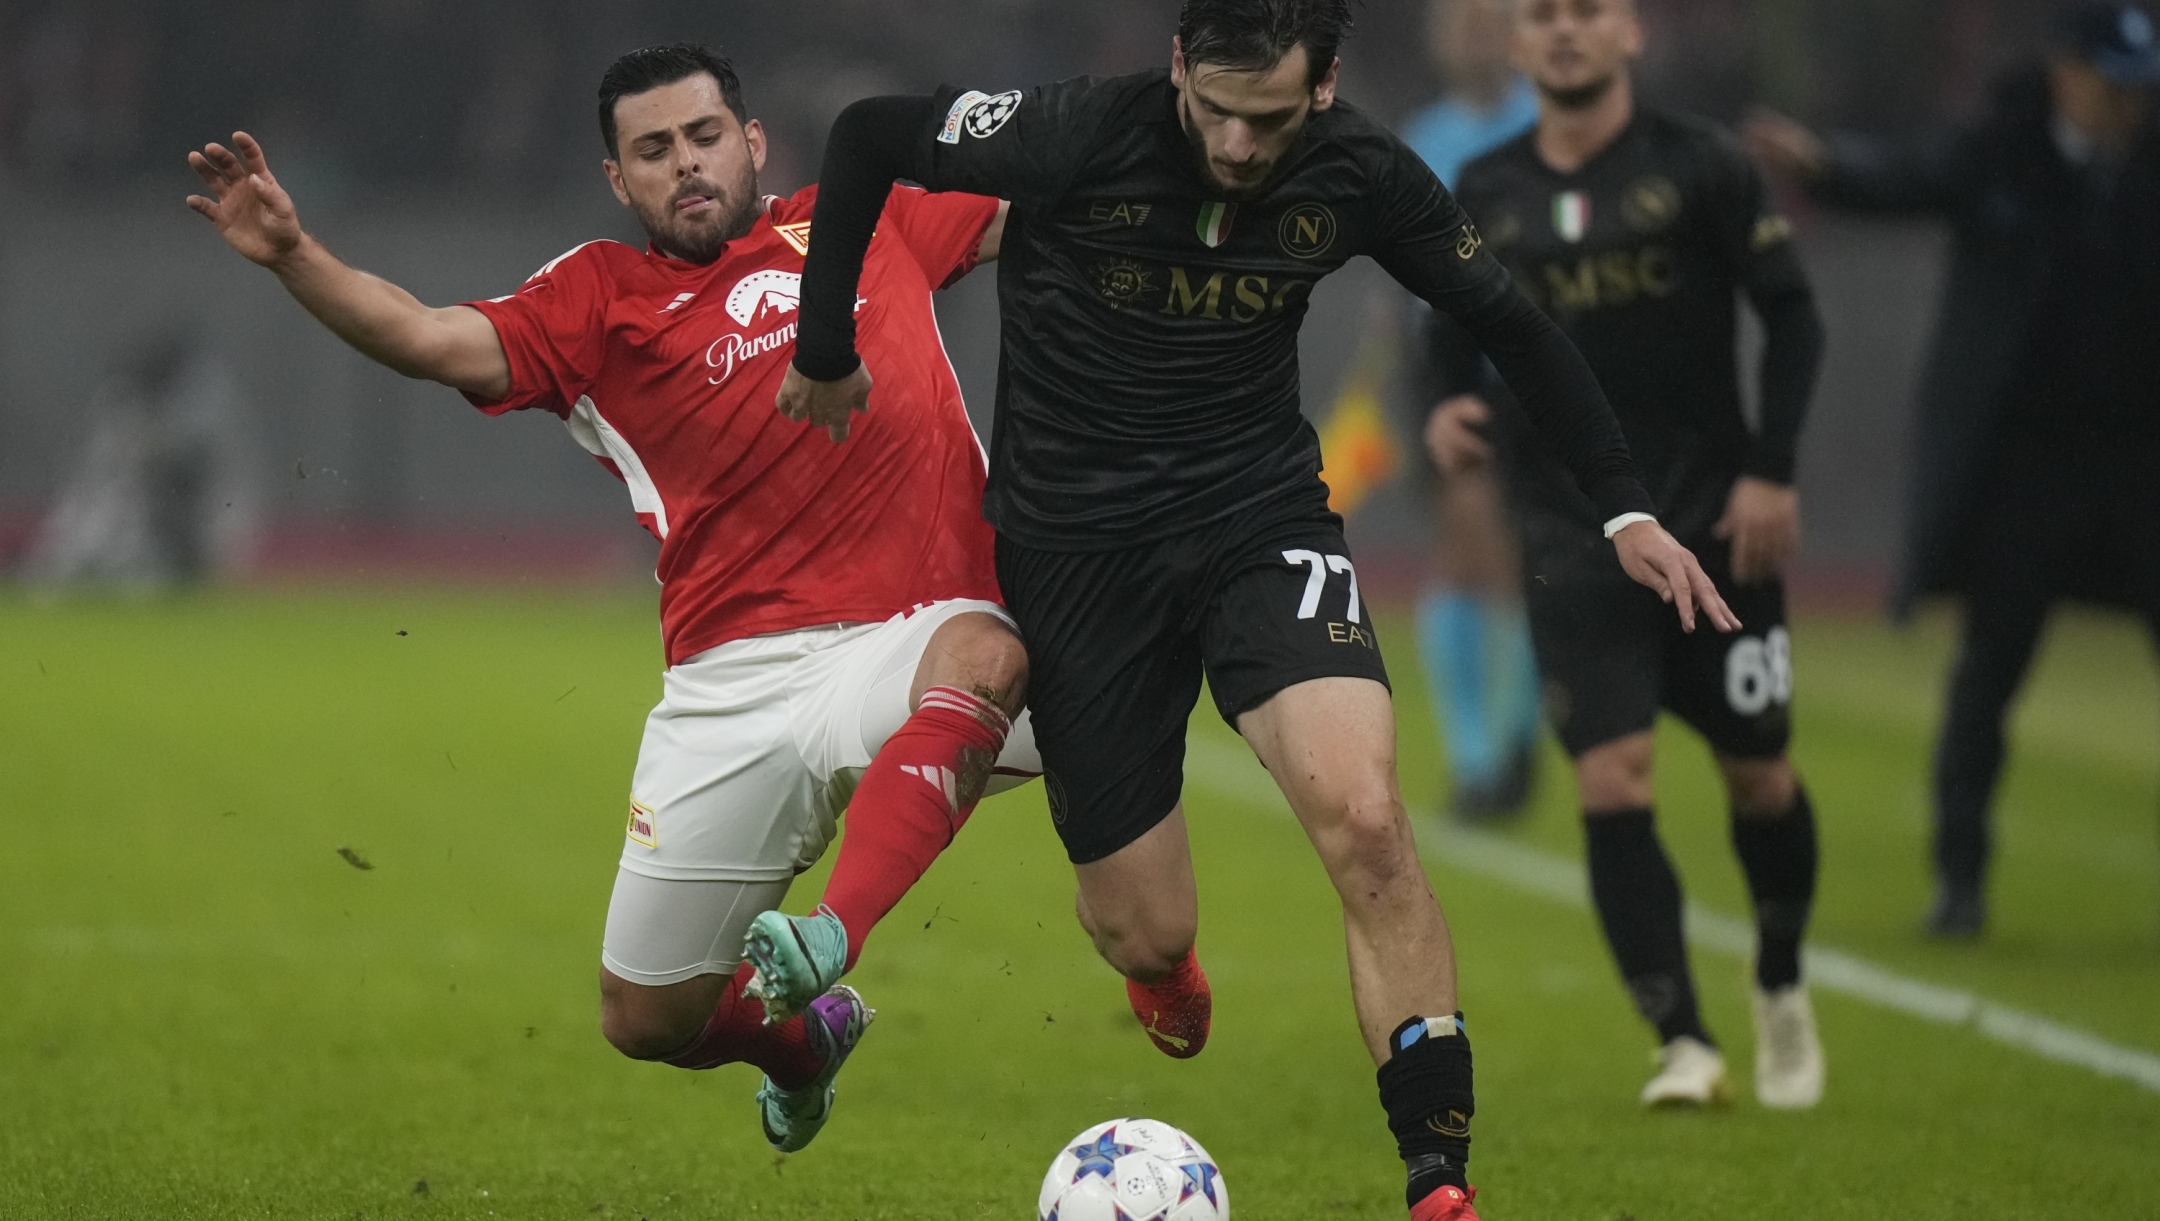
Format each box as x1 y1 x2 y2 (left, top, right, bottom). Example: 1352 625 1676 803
564 396 670 540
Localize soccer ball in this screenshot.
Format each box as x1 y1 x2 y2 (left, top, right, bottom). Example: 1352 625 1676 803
1037 1117 1228 1221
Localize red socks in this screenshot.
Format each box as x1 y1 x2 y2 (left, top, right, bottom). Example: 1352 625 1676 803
821 686 1012 971
1126 946 1212 1059
661 962 822 1088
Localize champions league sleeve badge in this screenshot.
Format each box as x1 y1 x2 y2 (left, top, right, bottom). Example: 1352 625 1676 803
962 90 1023 139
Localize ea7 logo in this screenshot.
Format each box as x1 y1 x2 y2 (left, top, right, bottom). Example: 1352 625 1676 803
724 269 801 325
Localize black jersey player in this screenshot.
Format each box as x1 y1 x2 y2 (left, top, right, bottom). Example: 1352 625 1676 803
1427 0 1828 1109
776 2 1740 1215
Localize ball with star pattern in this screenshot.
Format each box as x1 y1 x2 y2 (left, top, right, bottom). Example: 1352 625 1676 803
1038 1118 1227 1221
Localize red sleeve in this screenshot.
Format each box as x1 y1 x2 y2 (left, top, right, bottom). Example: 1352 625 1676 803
458 241 613 417
875 184 1001 290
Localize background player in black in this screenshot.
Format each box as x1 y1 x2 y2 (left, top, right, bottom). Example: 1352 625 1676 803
1427 0 1827 1109
779 3 1740 1216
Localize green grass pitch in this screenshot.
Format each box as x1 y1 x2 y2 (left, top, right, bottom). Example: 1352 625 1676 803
2 588 2156 1219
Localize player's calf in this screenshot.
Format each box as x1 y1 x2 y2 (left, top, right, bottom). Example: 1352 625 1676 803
599 965 824 1086
1072 807 1209 1056
1072 808 1200 981
1718 756 1817 993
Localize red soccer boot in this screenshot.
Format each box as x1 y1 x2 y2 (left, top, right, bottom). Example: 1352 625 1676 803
1409 1184 1480 1221
1124 947 1210 1059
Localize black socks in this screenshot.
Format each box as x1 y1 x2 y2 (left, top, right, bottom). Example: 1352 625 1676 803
1377 1013 1473 1207
1732 785 1819 991
1584 808 1710 1046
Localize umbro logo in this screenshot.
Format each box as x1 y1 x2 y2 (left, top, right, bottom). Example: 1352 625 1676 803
899 764 959 813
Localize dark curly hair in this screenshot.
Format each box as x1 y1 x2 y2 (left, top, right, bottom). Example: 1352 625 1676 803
597 43 747 158
1177 0 1358 88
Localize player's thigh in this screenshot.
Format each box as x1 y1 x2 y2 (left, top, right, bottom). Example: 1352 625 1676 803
1236 676 1417 880
1662 574 1794 761
1524 555 1665 759
626 640 838 887
995 534 1203 865
833 600 1041 795
1198 516 1390 729
601 870 792 987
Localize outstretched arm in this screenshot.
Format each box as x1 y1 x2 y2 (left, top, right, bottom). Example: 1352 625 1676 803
775 96 939 442
187 132 510 400
1743 110 1965 215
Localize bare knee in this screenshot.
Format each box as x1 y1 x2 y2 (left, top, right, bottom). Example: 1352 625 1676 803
1577 733 1655 813
1310 788 1421 902
916 612 1029 716
1720 755 1798 819
599 969 710 1062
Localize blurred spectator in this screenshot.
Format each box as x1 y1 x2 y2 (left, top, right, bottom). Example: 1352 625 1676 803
22 332 262 589
1749 1 2160 938
1401 0 1539 186
1398 0 1543 819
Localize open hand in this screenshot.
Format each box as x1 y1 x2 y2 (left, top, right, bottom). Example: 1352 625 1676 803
1425 395 1495 475
1612 519 1742 634
775 361 873 443
1713 476 1800 585
186 132 303 268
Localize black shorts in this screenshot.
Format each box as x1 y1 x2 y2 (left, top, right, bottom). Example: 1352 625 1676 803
997 505 1390 864
1524 529 1792 760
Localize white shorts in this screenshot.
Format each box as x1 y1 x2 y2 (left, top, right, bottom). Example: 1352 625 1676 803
600 599 1040 984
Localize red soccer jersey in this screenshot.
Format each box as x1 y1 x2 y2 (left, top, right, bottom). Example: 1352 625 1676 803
464 184 1003 666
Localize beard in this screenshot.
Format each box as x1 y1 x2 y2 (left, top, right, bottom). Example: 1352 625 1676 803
634 163 760 264
1180 96 1295 201
1539 71 1619 111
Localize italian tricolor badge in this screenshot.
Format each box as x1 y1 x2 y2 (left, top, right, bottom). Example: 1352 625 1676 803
1553 191 1591 243
1196 201 1238 248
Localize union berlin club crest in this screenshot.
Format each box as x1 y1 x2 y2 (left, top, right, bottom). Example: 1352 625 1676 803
1552 191 1591 243
1195 201 1238 248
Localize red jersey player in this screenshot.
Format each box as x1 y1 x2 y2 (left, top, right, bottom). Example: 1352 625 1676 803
185 43 1038 1153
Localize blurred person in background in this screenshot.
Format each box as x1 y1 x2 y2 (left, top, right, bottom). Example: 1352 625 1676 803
1428 0 1827 1108
1401 0 1546 819
1750 1 2160 940
22 331 262 590
185 42 1042 1155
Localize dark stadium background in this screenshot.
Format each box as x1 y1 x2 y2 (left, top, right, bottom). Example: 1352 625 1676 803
0 0 2083 592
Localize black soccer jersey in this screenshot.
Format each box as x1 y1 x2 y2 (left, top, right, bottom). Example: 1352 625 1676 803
794 72 1655 552
1436 108 1823 546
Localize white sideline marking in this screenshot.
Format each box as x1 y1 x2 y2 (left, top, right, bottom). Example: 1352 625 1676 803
1182 737 2160 1096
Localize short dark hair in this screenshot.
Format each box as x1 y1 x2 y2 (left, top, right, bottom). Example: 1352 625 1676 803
1178 0 1356 88
597 43 747 158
